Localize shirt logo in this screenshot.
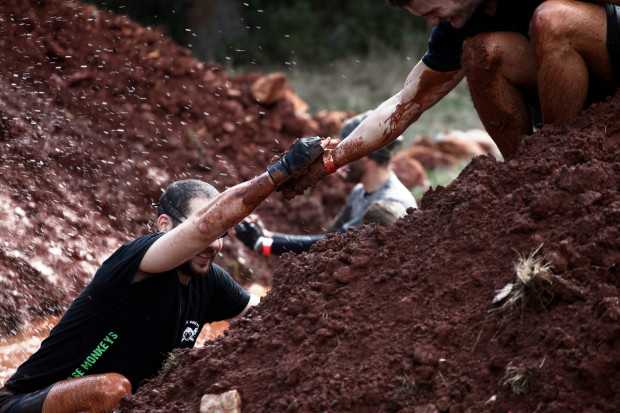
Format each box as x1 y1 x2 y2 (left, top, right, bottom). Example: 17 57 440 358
69 331 118 378
181 320 200 342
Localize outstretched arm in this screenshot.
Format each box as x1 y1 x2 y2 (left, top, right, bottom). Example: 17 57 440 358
330 60 464 169
235 217 325 255
139 137 332 274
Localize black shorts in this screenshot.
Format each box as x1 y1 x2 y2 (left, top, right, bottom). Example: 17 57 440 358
527 4 620 127
0 384 55 413
605 4 620 87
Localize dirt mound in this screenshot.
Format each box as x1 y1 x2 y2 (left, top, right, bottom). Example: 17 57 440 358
0 0 350 336
118 96 620 412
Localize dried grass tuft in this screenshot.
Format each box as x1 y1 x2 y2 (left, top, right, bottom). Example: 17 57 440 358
500 244 555 313
501 362 532 395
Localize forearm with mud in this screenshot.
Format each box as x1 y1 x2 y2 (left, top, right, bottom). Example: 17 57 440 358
192 173 276 240
333 64 464 168
138 173 277 275
279 63 463 199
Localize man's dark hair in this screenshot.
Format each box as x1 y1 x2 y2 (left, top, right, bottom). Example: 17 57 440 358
157 179 219 223
385 0 410 7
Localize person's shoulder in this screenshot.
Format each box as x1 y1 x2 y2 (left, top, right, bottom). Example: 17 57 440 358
348 183 365 196
386 173 418 204
119 232 164 251
103 232 164 264
387 171 409 188
209 263 229 277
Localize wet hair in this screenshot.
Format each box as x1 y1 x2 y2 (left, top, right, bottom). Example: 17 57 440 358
156 179 219 224
385 0 410 7
362 200 407 226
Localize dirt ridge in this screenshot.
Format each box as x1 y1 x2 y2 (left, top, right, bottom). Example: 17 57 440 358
119 98 620 411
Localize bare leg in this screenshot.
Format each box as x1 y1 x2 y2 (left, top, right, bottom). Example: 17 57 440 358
531 0 614 125
462 32 538 158
42 373 131 413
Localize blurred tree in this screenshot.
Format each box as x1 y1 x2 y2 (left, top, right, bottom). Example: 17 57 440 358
83 0 189 43
83 0 426 65
225 0 426 65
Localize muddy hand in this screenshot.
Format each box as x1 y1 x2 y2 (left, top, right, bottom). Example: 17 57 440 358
267 136 335 187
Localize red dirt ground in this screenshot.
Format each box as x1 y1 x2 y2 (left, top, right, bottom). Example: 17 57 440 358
1 1 619 412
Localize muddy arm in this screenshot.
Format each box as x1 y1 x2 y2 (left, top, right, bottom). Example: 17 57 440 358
277 61 463 200
140 173 278 274
139 137 331 274
331 60 464 168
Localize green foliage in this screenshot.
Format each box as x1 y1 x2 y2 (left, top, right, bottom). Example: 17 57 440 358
82 0 189 45
232 0 427 65
84 0 428 65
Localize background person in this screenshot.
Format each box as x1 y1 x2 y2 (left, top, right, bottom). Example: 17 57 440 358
0 137 332 413
235 112 417 256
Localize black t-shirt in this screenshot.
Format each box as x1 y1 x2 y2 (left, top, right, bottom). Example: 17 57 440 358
422 0 545 71
6 233 250 392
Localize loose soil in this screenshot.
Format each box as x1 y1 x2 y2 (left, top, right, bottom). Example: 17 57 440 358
1 1 619 413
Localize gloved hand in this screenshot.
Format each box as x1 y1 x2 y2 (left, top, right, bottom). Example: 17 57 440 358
267 136 324 186
234 219 264 251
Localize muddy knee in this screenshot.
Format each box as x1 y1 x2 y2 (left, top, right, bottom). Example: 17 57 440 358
87 373 131 411
43 373 132 413
461 33 506 81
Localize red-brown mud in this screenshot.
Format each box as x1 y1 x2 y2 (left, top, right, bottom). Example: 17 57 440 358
0 0 351 337
2 1 619 412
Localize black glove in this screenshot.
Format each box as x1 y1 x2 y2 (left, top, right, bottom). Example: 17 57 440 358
234 220 264 251
267 136 324 186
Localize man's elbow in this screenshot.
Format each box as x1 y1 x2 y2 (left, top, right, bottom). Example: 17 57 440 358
236 294 261 319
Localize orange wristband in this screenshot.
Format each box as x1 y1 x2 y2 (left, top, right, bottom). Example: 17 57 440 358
262 237 273 256
323 151 336 175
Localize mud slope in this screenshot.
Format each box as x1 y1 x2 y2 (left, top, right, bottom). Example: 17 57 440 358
120 96 620 412
0 0 349 336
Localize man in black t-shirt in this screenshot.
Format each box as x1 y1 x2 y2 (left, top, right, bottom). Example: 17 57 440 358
0 136 335 413
311 0 620 178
